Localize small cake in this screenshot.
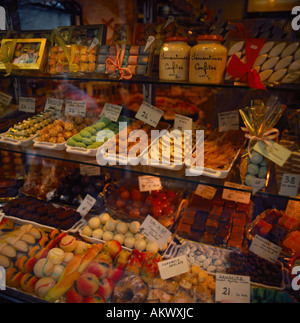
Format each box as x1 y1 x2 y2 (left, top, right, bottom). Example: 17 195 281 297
0 254 11 268
59 235 77 252
35 277 56 298
88 217 101 230
62 252 75 266
47 248 65 265
74 241 87 255
50 265 65 282
33 258 55 278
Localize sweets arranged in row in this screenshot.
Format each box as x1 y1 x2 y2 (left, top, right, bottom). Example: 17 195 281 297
0 219 296 303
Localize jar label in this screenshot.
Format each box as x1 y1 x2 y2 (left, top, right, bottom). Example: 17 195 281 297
190 52 226 83
160 52 189 81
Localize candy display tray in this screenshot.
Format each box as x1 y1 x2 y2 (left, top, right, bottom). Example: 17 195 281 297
97 123 171 166
33 137 67 151
0 132 39 147
141 123 203 172
0 211 85 234
164 238 290 291
187 146 243 179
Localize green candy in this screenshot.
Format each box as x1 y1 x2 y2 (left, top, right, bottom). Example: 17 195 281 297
80 130 92 138
75 142 87 148
93 123 106 131
72 134 83 142
85 127 97 135
100 117 111 126
82 138 93 146
67 138 76 147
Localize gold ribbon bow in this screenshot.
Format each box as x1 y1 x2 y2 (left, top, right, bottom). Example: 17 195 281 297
105 45 133 80
0 40 16 76
52 29 79 74
242 127 280 158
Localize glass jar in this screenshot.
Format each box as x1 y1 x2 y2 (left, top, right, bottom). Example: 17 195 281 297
159 37 191 81
189 35 228 84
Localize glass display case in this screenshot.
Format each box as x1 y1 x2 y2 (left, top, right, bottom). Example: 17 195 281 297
0 0 299 304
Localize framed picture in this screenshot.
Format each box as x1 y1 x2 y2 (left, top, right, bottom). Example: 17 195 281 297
245 0 299 18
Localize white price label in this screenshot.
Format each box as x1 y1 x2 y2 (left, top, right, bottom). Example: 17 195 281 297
144 36 155 53
139 176 162 192
216 274 250 304
286 199 300 218
45 98 64 113
19 97 36 113
252 178 267 195
139 215 172 250
77 194 96 217
0 92 12 106
164 15 175 29
174 114 193 131
80 165 101 177
280 174 300 197
254 141 292 168
65 100 87 117
195 184 217 200
135 101 164 127
218 110 239 132
88 37 100 53
158 256 190 281
249 235 282 263
222 182 251 204
101 103 123 122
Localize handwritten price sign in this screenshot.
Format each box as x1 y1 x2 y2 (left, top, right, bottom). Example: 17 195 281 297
135 101 164 127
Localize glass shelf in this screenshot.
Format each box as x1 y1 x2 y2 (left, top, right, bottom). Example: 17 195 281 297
3 72 300 93
0 141 298 203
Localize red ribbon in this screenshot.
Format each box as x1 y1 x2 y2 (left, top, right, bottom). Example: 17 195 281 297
105 44 133 80
227 38 266 90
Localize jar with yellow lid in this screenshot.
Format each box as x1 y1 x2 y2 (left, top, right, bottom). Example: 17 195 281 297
159 37 191 81
189 35 228 84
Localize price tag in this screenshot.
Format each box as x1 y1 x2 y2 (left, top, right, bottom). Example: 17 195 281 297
195 184 217 200
254 141 292 168
252 178 267 195
88 37 100 53
77 194 96 217
101 103 123 122
286 199 300 218
135 101 164 127
19 97 36 113
222 182 251 204
44 98 64 113
0 92 12 106
174 114 193 131
144 36 155 53
158 256 190 281
164 15 175 29
65 100 87 117
139 215 172 250
279 174 300 197
218 110 239 132
80 165 101 177
139 176 162 192
216 274 250 304
249 235 282 263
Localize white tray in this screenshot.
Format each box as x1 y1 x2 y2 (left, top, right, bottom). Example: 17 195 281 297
33 138 67 151
78 220 133 253
187 146 243 179
65 144 100 157
0 211 85 234
0 132 39 147
164 238 290 291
